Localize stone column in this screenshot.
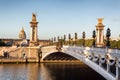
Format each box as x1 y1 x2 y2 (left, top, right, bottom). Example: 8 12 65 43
100 30 103 44
29 13 39 46
30 27 33 41
96 18 105 47
96 29 99 44
35 27 38 42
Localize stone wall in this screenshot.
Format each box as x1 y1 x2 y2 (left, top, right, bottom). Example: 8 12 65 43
0 46 39 59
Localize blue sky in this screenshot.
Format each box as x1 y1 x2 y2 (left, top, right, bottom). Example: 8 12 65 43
0 0 120 39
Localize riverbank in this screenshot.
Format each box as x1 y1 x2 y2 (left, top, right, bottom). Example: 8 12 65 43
0 58 83 64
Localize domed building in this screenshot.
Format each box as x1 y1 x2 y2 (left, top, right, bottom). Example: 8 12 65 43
19 27 26 39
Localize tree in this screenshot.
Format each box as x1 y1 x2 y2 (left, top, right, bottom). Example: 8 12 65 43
117 40 120 48
61 36 63 40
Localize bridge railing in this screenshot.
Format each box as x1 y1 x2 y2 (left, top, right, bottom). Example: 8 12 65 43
89 47 120 59
63 45 120 53
62 45 120 80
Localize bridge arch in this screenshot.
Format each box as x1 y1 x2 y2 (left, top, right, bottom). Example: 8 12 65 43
42 51 58 60
41 45 120 80
42 52 78 61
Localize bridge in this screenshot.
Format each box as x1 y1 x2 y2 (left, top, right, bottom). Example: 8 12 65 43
39 45 120 80
0 45 120 80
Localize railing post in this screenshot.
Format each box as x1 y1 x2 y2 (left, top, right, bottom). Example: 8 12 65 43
106 49 111 73
107 59 110 72
116 58 120 80
116 49 118 54
99 60 102 66
116 64 119 80
99 54 102 66
106 47 108 53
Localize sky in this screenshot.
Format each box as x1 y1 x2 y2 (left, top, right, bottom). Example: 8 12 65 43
0 0 120 40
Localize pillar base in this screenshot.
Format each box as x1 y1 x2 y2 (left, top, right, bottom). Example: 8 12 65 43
29 41 39 47
96 43 104 47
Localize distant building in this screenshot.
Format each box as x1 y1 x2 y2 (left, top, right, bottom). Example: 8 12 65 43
0 38 50 47
0 38 23 46
111 38 118 41
19 27 26 39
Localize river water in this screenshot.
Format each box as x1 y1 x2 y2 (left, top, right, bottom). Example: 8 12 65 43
0 63 106 80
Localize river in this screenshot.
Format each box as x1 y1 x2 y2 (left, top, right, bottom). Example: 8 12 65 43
0 63 106 80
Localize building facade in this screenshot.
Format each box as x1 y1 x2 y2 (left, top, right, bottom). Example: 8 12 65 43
19 27 26 39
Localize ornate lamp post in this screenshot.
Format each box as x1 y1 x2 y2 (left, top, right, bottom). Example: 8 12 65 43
82 32 85 46
92 30 96 47
75 32 78 45
57 36 60 42
51 38 53 45
106 28 111 48
54 37 56 42
60 36 63 46
68 34 71 45
54 37 56 45
64 35 66 45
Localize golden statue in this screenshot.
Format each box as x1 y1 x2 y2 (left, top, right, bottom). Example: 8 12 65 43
32 13 36 21
97 18 104 24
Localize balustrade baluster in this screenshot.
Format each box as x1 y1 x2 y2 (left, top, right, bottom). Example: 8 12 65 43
107 59 110 72
99 55 102 66
115 58 120 80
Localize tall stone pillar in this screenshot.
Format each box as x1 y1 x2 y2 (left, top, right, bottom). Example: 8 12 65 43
96 18 105 47
30 13 39 46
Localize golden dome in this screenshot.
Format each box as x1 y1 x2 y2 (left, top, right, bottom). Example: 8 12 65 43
19 27 26 39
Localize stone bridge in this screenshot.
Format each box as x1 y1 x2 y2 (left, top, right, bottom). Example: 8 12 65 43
0 45 120 80
40 45 120 80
